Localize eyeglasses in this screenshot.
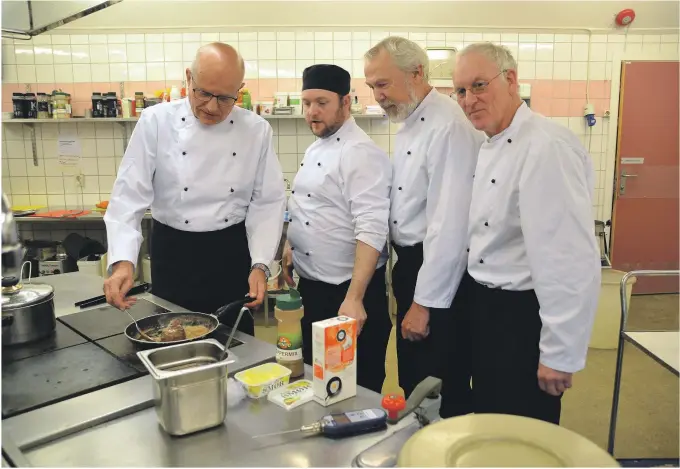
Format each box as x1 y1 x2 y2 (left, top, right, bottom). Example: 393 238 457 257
190 74 238 107
454 70 507 99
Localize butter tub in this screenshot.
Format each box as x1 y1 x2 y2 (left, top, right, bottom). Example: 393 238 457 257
234 362 292 399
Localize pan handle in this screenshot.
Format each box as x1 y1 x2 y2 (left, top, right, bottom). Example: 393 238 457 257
214 295 256 321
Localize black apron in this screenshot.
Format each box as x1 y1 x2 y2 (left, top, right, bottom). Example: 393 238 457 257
391 242 473 418
150 219 254 336
459 270 562 425
297 265 392 394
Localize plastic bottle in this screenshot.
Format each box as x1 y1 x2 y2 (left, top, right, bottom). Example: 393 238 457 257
242 88 252 111
275 288 305 378
170 85 181 101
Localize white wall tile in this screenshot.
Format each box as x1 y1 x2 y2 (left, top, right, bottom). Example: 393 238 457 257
315 32 333 41
296 32 314 41
89 35 107 44
3 64 18 83
45 160 63 177
145 43 164 62
518 61 535 79
315 41 333 59
89 45 109 64
588 62 606 81
277 32 295 41
17 65 36 83
201 32 219 42
352 60 365 79
71 45 89 63
277 60 295 78
642 43 660 54
220 32 239 42
51 45 71 64
51 35 70 45
296 41 314 59
353 32 370 40
27 160 46 178
535 62 553 79
146 63 165 81
109 63 128 82
334 60 352 74
54 64 74 82
660 42 679 55
553 43 572 61
464 32 483 42
164 43 183 62
72 64 92 83
571 43 589 61
46 177 64 194
277 41 296 60
11 177 29 194
518 44 536 60
8 159 27 176
33 46 54 64
334 41 352 59
258 32 276 41
554 34 572 43
70 35 89 45
279 153 298 172
127 63 146 81
553 62 571 80
570 62 588 80
126 34 145 43
572 34 589 43
164 62 183 81
625 43 643 54
258 60 277 78
15 45 34 64
239 32 258 42
295 60 313 78
353 41 370 59
278 135 297 153
334 32 351 41
107 34 125 44
239 42 258 60
244 60 258 79
643 34 661 43
590 42 607 61
607 43 625 60
163 33 182 43
91 64 110 82
371 31 389 41
28 177 46 194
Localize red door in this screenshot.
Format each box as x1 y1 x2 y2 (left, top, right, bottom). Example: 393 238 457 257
611 61 679 294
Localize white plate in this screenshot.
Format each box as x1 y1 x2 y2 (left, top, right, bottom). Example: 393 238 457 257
398 413 618 467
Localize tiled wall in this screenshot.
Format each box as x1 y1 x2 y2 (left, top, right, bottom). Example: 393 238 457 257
2 29 679 245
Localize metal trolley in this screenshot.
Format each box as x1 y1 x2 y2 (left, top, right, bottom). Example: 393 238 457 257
607 270 679 463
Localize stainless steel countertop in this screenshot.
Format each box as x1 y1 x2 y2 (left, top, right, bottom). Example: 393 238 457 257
2 272 410 467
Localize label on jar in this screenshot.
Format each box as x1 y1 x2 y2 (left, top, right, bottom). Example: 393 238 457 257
276 330 303 361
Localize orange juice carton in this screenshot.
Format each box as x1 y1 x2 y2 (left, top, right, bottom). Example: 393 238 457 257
312 315 357 406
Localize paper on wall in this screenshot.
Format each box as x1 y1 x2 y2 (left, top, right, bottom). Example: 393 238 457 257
58 132 81 167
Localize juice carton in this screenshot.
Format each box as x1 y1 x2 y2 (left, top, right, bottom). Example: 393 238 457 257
312 315 357 406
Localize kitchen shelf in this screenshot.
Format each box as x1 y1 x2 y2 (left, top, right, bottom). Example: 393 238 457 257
2 114 385 124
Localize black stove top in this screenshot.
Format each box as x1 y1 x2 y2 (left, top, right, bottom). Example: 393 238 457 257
2 298 244 419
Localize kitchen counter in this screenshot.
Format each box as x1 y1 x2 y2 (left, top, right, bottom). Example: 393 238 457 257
2 272 415 467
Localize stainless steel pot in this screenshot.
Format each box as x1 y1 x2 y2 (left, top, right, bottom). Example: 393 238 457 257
1 279 56 346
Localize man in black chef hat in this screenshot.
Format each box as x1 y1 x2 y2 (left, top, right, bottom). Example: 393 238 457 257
281 64 393 393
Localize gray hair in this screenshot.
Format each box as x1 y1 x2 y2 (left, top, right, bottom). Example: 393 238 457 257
458 42 517 76
365 36 430 82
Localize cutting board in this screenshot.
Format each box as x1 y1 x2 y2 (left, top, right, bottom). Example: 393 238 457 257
30 209 91 218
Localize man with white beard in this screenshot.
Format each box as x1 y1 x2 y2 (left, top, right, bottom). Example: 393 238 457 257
364 37 484 417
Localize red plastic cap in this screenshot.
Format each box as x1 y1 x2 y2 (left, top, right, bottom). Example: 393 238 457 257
381 394 406 420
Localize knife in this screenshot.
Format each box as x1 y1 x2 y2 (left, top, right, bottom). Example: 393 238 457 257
75 282 151 308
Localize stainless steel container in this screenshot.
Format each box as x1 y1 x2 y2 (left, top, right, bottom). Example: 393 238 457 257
137 339 237 436
1 281 56 346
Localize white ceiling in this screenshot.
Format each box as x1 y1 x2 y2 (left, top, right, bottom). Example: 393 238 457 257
44 0 680 33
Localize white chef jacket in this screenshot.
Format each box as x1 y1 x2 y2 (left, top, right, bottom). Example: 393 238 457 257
391 88 485 309
105 98 286 270
287 117 392 285
467 102 601 373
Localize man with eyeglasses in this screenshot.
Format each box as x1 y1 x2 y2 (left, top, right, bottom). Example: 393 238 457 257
452 42 600 424
364 36 484 417
104 43 286 336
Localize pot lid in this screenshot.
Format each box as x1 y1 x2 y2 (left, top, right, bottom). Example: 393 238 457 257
398 414 619 467
1 281 54 311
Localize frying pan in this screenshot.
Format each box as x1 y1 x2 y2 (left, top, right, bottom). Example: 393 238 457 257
124 296 254 348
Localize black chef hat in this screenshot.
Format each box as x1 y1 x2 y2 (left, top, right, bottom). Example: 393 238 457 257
302 64 351 96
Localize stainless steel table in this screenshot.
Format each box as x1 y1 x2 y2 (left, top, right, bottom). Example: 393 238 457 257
607 270 680 459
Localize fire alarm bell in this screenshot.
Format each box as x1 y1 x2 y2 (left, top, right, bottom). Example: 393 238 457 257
615 9 636 26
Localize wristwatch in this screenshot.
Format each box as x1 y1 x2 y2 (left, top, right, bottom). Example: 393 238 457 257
250 263 271 280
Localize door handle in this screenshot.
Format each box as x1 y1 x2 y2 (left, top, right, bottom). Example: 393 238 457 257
619 171 638 195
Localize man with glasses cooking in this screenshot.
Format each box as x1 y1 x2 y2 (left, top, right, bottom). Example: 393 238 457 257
104 43 286 336
452 43 600 424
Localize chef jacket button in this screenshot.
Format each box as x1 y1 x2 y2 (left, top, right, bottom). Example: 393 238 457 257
466 248 470 253
185 220 189 224
484 222 489 227
230 188 234 193
291 246 295 251
305 221 309 226
181 117 185 122
407 151 411 155
317 162 321 167
393 220 397 224
233 152 236 156
292 190 295 194
184 187 188 191
307 193 311 197
182 151 187 155
301 163 304 167
398 186 402 190
305 252 310 256
230 120 234 124
507 138 512 143
491 179 496 183
337 137 340 141
225 218 228 222
473 174 475 179
479 259 484 264
420 117 425 121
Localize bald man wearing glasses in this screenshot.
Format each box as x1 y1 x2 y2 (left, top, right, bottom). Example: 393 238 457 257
104 43 286 335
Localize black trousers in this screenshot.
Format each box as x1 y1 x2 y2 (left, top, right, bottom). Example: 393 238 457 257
297 265 392 394
391 243 473 418
459 271 562 425
150 219 254 336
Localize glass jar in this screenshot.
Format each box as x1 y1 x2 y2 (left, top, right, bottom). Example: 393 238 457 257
12 93 25 119
135 92 145 114
92 92 103 118
36 93 49 119
52 92 71 119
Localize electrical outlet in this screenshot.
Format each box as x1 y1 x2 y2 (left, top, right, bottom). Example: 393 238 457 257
74 174 85 187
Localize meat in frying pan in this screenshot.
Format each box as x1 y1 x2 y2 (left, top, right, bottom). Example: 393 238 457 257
160 318 187 342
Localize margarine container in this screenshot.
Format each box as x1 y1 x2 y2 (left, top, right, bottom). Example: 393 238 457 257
234 362 292 399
